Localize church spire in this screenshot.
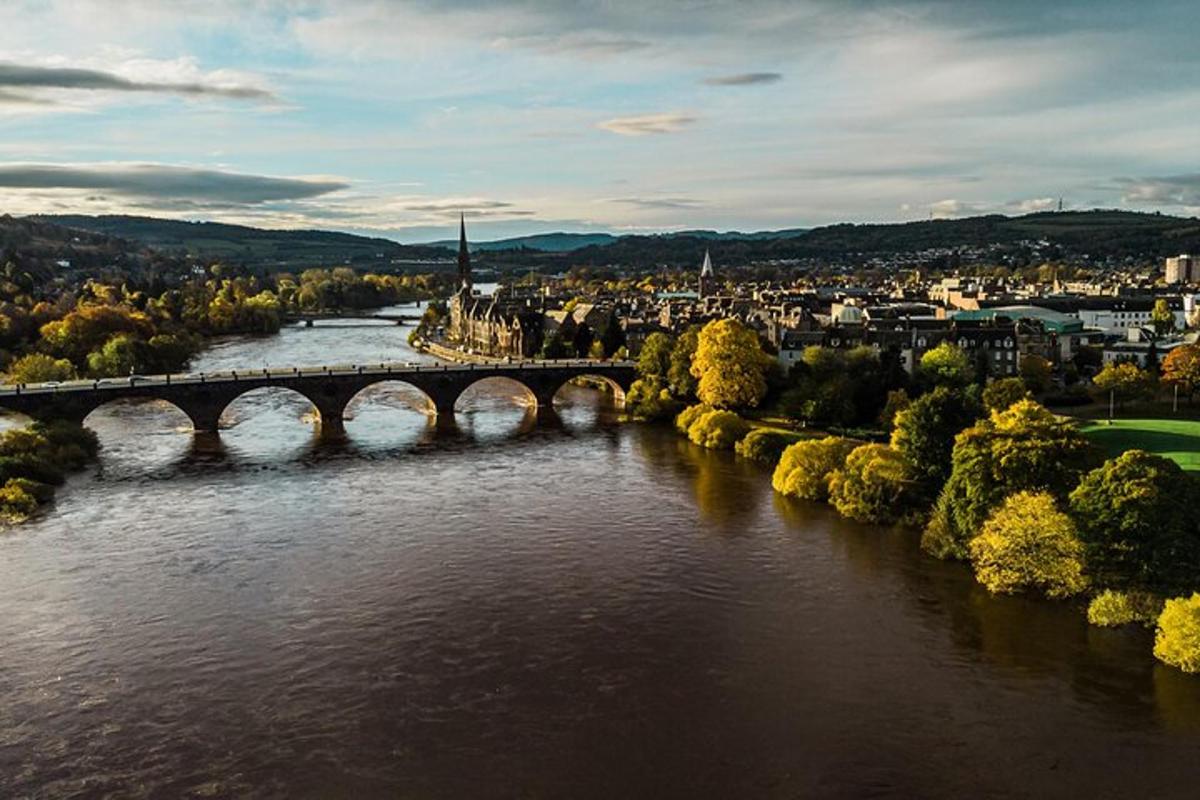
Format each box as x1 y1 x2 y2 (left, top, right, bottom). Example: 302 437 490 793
457 212 472 291
699 248 714 298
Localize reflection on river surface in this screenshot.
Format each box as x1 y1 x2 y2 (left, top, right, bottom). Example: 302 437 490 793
1 311 1199 798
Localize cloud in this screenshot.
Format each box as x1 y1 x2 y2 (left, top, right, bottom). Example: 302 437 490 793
492 32 651 58
609 196 706 210
597 112 697 136
0 164 345 205
1117 174 1200 207
397 198 533 218
0 62 274 101
703 72 783 86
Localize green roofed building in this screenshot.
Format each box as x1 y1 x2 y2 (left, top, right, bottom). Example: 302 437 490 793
950 305 1085 335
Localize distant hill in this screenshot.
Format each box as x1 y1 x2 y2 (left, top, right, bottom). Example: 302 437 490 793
21 209 1200 274
32 214 452 269
425 232 618 253
0 214 141 277
425 227 811 252
564 210 1200 268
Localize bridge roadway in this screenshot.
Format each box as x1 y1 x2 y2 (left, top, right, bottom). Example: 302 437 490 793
0 359 636 434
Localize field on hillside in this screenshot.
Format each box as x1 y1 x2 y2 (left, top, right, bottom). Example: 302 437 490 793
1079 418 1200 473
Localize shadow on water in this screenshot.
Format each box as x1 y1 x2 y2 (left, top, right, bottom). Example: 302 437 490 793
771 484 1200 733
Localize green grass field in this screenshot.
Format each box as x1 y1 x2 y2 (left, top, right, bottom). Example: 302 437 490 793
1078 418 1200 473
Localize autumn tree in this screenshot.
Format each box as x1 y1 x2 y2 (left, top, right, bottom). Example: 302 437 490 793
922 400 1097 560
1162 344 1200 403
827 443 912 524
968 491 1088 599
689 318 772 409
1092 361 1157 407
1151 298 1176 337
772 436 857 501
4 353 76 384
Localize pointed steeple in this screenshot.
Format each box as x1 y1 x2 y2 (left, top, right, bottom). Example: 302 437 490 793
457 213 472 291
699 249 714 298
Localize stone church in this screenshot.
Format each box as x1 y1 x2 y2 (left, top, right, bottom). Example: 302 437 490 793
447 216 545 357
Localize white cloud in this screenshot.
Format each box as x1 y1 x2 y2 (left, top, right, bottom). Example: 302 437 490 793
597 113 697 136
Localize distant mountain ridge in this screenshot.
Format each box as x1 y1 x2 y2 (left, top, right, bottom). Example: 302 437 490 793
23 209 1200 270
31 214 452 268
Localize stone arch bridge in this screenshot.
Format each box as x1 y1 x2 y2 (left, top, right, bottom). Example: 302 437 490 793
0 360 636 434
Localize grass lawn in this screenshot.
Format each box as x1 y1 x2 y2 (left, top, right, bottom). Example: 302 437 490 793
1078 418 1200 474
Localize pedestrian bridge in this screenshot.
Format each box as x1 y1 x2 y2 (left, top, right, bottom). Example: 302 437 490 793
0 360 636 434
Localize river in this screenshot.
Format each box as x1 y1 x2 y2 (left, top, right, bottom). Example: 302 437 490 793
1 306 1199 798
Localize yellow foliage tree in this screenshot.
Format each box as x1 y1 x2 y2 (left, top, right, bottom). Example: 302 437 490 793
827 443 910 523
772 436 856 501
689 318 772 409
1154 594 1200 673
968 491 1089 599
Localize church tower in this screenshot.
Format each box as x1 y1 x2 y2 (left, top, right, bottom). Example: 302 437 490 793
457 213 472 291
698 249 715 298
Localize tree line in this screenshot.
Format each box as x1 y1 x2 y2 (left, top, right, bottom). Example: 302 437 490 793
628 317 1200 675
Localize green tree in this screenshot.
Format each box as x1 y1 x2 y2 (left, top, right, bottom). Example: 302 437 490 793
86 334 142 377
626 376 680 421
890 386 981 491
827 443 911 524
735 428 802 464
1151 298 1176 337
667 326 700 399
921 400 1097 560
919 342 972 389
1092 361 1156 408
1068 450 1200 594
982 377 1031 412
636 332 674 380
968 491 1089 599
772 436 857 501
4 353 76 384
1018 354 1053 395
690 319 772 409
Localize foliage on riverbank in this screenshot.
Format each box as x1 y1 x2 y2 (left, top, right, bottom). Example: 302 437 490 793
0 262 448 383
0 421 98 523
635 318 1200 675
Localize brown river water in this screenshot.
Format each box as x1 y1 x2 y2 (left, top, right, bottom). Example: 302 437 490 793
2 306 1200 798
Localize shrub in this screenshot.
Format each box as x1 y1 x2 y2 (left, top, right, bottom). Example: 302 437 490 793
1154 594 1200 674
675 403 713 434
1087 590 1165 628
772 436 856 501
827 444 911 524
0 478 40 519
735 428 803 464
968 491 1089 599
687 410 749 450
627 377 681 422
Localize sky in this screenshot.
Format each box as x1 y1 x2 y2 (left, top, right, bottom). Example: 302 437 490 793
1 0 1199 243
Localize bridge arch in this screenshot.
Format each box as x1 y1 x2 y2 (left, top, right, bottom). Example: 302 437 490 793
81 396 194 431
215 385 331 431
551 373 627 406
452 375 542 412
343 378 439 417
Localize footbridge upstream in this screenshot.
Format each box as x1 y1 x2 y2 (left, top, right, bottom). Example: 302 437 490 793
0 359 637 434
